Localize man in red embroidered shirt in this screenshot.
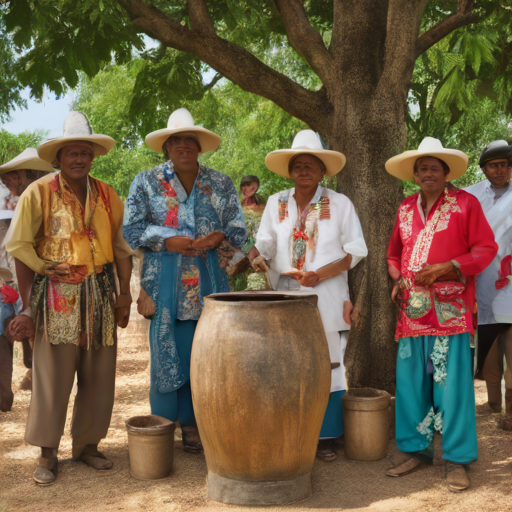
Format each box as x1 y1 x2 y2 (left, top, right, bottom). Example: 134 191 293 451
385 137 497 492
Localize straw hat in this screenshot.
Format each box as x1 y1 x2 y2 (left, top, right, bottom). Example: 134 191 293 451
265 130 346 178
145 108 220 154
385 137 468 181
0 267 13 282
0 148 54 176
37 111 116 163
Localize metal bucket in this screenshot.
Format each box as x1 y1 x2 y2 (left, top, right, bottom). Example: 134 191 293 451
126 415 176 480
341 388 391 461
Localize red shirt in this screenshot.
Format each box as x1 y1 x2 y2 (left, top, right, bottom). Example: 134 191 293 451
387 186 497 340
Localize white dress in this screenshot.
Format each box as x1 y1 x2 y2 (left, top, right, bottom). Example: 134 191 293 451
255 186 368 391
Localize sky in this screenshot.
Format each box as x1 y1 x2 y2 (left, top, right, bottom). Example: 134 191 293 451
1 88 75 139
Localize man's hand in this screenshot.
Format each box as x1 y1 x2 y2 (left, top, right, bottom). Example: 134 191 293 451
165 236 196 254
191 232 225 251
44 262 71 277
8 315 35 345
343 300 353 325
415 262 454 286
115 293 132 329
251 255 268 273
299 271 320 288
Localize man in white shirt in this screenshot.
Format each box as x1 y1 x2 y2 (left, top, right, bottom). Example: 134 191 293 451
465 140 512 429
248 130 368 461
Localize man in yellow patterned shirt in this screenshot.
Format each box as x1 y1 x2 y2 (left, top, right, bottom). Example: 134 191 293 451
6 111 133 486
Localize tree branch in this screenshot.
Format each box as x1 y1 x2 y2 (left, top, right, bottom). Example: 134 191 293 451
186 0 215 36
272 0 333 85
118 0 332 133
415 1 482 58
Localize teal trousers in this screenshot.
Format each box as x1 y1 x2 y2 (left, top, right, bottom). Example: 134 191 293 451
149 319 197 426
395 333 477 464
320 390 345 439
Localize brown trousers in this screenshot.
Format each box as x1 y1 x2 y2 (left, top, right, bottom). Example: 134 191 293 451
25 331 116 450
482 325 512 410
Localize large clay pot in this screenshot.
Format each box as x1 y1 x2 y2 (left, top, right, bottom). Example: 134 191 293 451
191 292 331 506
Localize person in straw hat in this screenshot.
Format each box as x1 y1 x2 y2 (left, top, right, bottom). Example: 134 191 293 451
5 111 133 485
385 137 498 491
465 140 512 430
248 129 368 462
0 148 55 272
123 108 251 454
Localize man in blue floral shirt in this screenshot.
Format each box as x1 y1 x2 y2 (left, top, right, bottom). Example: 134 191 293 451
123 108 250 453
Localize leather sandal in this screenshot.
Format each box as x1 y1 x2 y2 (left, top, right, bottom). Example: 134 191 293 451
181 426 204 454
316 441 336 462
79 446 113 470
446 462 470 492
33 456 58 486
386 457 422 477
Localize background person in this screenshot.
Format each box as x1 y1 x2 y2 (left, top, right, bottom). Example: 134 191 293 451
465 140 512 429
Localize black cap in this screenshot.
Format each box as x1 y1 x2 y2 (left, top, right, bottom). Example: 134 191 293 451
479 140 512 167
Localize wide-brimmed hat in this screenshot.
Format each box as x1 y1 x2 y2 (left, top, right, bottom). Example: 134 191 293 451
38 111 116 163
385 137 468 181
0 148 54 176
0 267 13 282
265 130 346 178
479 140 512 167
145 108 220 154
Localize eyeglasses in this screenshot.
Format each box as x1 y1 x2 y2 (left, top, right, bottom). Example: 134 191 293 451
486 161 510 170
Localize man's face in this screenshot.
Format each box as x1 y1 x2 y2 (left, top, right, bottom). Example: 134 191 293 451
241 182 258 198
57 143 95 181
165 132 200 170
1 171 20 191
413 157 447 195
289 155 325 189
482 158 512 189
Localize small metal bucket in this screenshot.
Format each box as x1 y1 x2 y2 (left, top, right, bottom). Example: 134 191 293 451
341 388 391 461
126 415 176 480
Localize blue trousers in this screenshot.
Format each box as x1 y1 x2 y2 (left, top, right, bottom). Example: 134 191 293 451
395 333 477 464
320 390 345 439
149 319 197 426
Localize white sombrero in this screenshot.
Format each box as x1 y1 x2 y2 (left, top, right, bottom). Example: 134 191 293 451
145 108 220 154
385 137 468 181
265 130 346 178
0 267 13 282
38 111 116 163
0 148 54 176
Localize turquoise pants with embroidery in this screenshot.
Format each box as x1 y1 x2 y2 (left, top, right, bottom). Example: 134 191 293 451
395 333 477 464
149 319 197 426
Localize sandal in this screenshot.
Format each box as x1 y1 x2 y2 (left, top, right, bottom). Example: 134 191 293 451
181 426 204 454
316 440 336 462
79 446 113 470
33 456 58 486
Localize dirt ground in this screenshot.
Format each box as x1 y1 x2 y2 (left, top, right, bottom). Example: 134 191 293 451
1 297 511 512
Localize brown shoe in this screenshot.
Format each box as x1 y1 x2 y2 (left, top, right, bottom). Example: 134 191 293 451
386 457 422 477
498 416 512 431
446 462 470 492
33 456 58 486
316 440 336 462
181 426 204 454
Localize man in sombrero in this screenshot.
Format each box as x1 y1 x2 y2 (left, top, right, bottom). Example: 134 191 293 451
5 111 133 485
248 129 368 462
385 137 497 491
0 148 55 272
123 108 250 454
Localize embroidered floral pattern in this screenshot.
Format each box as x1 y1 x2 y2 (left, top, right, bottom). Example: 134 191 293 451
399 204 414 241
417 406 444 442
291 230 309 270
430 335 450 384
161 181 179 227
406 287 431 319
178 265 201 319
408 188 461 272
